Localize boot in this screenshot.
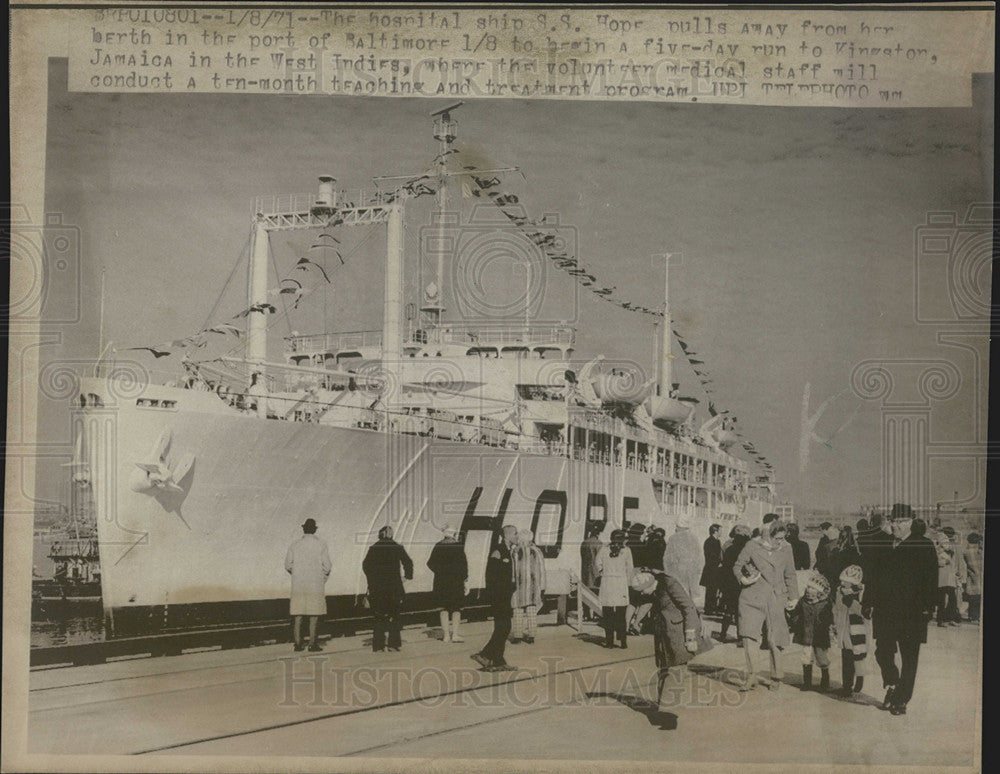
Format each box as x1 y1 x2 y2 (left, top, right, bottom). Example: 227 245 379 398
450 610 465 642
801 664 813 691
439 609 451 642
819 668 830 692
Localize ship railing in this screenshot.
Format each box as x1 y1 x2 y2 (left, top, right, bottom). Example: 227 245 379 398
253 189 379 218
285 324 576 355
285 330 384 356
434 324 575 347
213 387 592 459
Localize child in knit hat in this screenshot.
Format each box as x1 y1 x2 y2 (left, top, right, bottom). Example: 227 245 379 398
833 564 868 698
788 571 834 692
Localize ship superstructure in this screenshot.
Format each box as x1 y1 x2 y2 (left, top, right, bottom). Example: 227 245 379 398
73 105 775 637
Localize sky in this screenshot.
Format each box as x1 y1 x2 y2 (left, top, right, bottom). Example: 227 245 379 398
36 61 993 514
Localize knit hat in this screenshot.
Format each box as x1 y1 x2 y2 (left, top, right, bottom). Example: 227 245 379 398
839 565 864 586
804 571 831 601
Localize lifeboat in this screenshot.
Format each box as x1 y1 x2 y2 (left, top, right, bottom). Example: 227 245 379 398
591 369 651 405
645 393 696 426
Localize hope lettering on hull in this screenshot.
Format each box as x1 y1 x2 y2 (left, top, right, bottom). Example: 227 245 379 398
459 488 636 557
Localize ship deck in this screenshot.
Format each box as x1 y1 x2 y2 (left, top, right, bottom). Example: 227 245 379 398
27 615 980 766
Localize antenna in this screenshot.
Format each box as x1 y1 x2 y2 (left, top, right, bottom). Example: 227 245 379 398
431 101 464 118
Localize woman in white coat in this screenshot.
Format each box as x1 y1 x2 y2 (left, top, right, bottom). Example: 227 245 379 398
595 529 635 649
285 518 332 651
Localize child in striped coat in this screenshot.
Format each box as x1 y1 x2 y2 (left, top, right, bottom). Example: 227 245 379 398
833 565 868 698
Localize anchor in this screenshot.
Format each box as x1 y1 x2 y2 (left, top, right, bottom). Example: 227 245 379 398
130 428 195 494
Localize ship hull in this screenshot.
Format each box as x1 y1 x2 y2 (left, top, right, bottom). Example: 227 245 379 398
79 378 770 638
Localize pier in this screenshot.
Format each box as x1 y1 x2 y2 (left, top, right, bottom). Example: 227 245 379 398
29 614 979 765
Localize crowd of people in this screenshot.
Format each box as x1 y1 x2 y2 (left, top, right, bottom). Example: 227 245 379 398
283 503 981 723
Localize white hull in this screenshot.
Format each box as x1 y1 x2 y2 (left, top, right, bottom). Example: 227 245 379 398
77 377 772 636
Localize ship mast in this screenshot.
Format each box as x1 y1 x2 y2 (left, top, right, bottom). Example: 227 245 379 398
657 253 672 398
246 218 270 366
421 102 462 330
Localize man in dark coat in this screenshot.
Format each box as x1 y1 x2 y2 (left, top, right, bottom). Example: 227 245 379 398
814 522 839 587
785 522 812 571
700 524 723 615
858 512 886 556
473 525 518 670
362 525 414 652
863 504 938 716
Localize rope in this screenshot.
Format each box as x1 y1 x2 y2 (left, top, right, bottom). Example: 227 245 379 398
198 232 252 332
215 222 382 361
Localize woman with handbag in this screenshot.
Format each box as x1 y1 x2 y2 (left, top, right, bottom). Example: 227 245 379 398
631 568 712 730
734 519 799 691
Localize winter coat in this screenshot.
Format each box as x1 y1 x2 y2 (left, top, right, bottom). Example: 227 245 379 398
734 538 798 647
595 545 634 607
699 536 722 587
663 528 702 602
789 595 833 650
789 538 812 571
650 571 712 670
645 535 666 571
285 534 332 616
427 538 468 611
963 545 983 596
935 535 960 588
719 535 750 615
512 542 546 608
814 537 834 577
580 536 603 589
362 538 413 606
832 592 868 675
863 534 938 643
485 540 515 612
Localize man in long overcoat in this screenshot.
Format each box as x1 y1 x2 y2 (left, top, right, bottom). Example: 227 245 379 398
285 518 332 651
863 504 939 716
473 525 518 670
700 524 723 615
362 525 414 652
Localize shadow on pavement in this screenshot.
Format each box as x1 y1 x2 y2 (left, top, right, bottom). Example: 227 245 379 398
585 691 678 731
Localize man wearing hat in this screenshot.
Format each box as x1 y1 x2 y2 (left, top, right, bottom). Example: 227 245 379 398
362 525 414 652
863 503 939 716
473 524 518 670
284 518 332 652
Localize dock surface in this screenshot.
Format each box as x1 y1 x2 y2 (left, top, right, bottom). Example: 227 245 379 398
29 616 980 765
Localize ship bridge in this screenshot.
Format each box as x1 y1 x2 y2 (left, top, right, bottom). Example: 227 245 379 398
285 323 575 366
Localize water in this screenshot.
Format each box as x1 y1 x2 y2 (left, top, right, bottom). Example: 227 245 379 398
31 600 104 648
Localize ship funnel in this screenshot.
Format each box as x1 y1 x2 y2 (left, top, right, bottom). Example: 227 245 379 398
312 175 338 215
